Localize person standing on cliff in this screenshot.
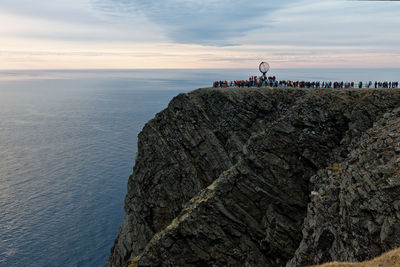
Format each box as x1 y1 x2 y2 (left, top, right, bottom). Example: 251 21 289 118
259 75 265 87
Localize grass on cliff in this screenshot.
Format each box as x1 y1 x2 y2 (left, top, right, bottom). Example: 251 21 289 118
314 248 400 267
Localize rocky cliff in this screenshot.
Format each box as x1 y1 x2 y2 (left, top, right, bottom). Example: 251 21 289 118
108 87 400 267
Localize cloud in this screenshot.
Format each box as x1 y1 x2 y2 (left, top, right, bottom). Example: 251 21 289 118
233 0 400 48
0 1 166 43
92 0 295 45
0 0 94 24
1 0 400 68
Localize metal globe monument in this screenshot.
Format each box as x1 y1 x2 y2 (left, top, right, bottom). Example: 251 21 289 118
259 62 270 81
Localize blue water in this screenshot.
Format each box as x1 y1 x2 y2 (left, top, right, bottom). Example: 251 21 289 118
0 68 399 267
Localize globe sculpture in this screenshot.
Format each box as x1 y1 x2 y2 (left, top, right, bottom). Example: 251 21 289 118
259 62 270 81
259 62 270 74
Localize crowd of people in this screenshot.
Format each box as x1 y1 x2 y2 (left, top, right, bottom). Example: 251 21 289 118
213 76 399 89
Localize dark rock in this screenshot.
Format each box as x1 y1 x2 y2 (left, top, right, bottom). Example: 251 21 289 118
107 88 400 267
288 109 400 266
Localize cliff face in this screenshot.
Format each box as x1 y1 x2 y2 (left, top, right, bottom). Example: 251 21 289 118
288 108 400 266
108 87 400 267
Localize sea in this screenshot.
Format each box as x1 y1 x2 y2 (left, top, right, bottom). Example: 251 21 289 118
0 68 399 267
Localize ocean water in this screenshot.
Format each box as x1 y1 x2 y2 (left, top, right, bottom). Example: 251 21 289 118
0 68 399 267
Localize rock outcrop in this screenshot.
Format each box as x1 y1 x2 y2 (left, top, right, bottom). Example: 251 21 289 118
108 87 400 267
288 108 400 266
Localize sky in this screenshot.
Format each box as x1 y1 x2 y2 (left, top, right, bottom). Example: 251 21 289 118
0 0 399 69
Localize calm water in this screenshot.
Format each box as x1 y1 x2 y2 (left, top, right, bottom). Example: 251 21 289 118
0 68 399 267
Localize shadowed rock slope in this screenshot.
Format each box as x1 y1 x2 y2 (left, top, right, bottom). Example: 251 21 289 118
288 108 400 266
108 87 400 267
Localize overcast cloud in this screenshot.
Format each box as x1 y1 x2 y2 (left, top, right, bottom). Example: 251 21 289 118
0 0 399 68
92 0 296 45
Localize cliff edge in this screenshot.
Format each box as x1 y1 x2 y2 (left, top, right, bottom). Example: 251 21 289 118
108 87 400 267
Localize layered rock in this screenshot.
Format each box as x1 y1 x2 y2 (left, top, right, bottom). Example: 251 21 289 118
288 108 400 266
108 88 305 266
108 87 400 267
